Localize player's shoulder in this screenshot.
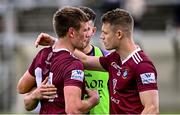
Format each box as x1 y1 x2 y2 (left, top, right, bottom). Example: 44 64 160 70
54 51 84 72
130 48 152 65
55 50 81 63
38 46 52 54
62 52 83 67
64 57 84 72
132 50 156 71
35 47 52 59
71 56 83 66
129 51 157 78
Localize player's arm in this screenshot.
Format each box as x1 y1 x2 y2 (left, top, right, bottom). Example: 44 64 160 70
64 86 99 114
24 77 57 111
35 33 57 48
74 49 105 71
136 61 159 114
140 90 159 114
17 70 36 94
24 87 39 111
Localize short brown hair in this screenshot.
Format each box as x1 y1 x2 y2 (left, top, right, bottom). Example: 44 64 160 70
78 6 96 23
53 6 88 38
101 8 134 34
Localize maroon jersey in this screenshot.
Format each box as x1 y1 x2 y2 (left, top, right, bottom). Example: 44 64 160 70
29 47 85 114
99 47 158 114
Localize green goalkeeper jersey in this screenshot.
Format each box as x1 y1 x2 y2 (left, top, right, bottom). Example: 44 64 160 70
84 46 109 114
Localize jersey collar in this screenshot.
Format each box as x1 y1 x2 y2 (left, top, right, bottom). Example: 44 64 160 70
52 48 71 54
121 47 141 65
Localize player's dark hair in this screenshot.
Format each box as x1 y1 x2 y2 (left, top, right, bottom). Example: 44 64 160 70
101 8 134 35
78 6 96 23
53 6 88 38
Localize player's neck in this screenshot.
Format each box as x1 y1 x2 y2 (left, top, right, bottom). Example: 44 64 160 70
118 39 137 61
53 39 74 53
83 44 93 54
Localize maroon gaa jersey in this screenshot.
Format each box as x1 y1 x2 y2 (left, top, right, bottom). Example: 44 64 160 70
28 47 85 114
99 47 158 114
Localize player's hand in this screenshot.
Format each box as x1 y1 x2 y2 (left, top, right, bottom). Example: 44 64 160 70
35 33 57 48
31 77 57 100
86 88 99 105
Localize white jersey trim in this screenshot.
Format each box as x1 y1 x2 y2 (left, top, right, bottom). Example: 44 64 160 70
122 47 142 65
52 48 73 56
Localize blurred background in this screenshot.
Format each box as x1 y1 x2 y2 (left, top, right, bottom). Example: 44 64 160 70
0 0 180 114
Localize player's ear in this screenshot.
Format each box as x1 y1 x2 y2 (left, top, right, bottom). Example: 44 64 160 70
116 29 123 40
92 26 96 36
68 27 74 38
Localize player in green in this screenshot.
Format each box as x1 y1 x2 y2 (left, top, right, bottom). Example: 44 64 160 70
35 6 110 114
78 7 109 114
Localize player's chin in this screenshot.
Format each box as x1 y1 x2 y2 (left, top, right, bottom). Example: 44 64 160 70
80 43 88 50
105 47 110 50
105 45 112 50
76 46 84 51
104 44 108 49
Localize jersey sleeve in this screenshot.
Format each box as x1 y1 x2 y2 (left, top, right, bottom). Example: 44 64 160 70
63 60 85 89
136 61 158 92
28 50 43 77
99 52 112 71
28 48 50 77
